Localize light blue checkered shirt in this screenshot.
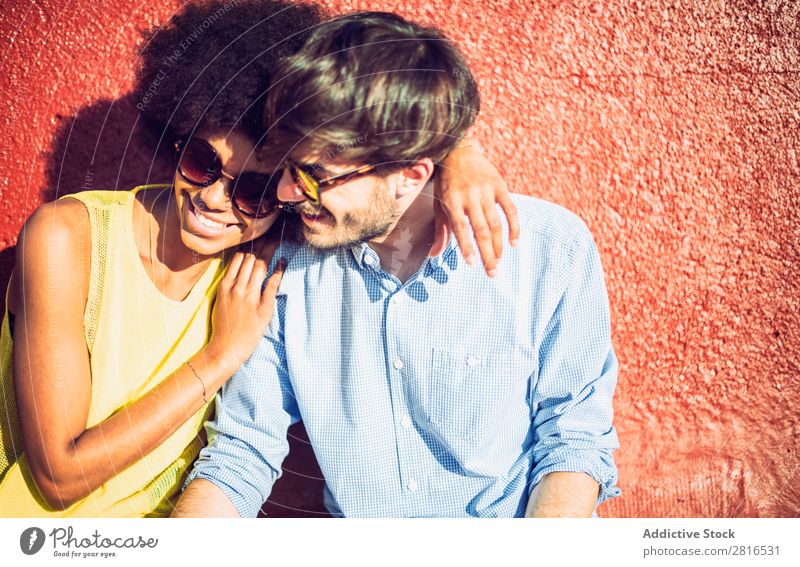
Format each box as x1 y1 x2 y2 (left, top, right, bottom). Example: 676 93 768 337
187 194 621 517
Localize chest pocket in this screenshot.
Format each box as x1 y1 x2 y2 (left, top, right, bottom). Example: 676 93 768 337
426 348 529 444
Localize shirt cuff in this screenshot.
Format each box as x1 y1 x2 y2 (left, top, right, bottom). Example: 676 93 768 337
528 448 621 511
183 464 265 518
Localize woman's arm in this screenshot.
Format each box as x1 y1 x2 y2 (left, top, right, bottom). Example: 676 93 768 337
11 200 284 510
434 135 520 277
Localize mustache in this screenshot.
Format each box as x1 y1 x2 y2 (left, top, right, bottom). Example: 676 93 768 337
296 202 330 216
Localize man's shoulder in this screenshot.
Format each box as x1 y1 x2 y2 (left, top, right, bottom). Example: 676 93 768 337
509 193 595 250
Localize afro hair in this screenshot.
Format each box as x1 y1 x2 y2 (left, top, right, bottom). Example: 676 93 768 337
133 0 325 157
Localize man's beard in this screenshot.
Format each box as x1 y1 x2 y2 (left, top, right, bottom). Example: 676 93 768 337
293 186 401 251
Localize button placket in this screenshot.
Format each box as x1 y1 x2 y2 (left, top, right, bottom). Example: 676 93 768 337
383 290 419 505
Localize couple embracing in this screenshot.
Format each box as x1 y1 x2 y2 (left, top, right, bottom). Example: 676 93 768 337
0 1 619 518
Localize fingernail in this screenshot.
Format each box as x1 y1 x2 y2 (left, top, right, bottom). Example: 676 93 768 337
466 255 475 265
511 239 519 247
487 269 497 278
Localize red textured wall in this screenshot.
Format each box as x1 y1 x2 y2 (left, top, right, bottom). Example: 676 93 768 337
1 0 798 517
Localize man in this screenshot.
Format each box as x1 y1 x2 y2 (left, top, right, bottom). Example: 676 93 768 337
175 11 620 518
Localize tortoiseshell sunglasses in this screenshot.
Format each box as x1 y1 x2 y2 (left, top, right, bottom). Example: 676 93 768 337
286 161 377 205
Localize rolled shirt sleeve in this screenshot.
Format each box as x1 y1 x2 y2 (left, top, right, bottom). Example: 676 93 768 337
528 223 621 510
184 294 300 518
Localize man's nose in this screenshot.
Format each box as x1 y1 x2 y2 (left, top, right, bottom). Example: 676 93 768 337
277 168 306 203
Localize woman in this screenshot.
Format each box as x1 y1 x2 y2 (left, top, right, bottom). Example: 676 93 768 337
0 0 517 517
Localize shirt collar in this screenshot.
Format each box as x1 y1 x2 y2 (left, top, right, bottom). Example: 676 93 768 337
348 232 460 275
349 242 373 269
426 231 458 272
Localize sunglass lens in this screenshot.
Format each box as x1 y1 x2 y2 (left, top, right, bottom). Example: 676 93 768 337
179 139 220 185
232 172 280 217
291 164 319 202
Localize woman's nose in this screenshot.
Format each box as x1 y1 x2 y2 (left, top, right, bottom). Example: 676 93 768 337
198 179 231 211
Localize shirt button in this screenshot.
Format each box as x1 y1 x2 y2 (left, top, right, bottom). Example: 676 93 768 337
466 355 480 367
400 416 411 429
406 479 418 493
393 358 404 370
364 255 375 266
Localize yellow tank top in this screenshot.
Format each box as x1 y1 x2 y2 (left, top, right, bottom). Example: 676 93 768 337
0 185 226 517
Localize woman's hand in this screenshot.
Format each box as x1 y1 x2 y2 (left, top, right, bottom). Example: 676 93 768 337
432 141 520 277
205 236 286 373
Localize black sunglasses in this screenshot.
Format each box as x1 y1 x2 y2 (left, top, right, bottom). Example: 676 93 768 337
174 137 282 218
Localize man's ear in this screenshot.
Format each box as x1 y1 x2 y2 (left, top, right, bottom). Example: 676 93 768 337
395 158 435 198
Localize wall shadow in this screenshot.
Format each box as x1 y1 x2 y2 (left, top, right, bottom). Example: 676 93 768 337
42 93 174 202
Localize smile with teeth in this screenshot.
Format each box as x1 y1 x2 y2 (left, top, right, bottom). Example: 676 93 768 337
186 196 235 233
195 209 226 230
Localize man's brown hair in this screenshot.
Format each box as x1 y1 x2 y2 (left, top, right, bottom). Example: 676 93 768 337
263 11 480 172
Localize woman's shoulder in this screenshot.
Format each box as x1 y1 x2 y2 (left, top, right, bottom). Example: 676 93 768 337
22 197 91 243
17 187 151 255
7 198 92 314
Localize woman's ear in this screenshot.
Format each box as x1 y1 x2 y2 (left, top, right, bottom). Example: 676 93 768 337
395 158 435 198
